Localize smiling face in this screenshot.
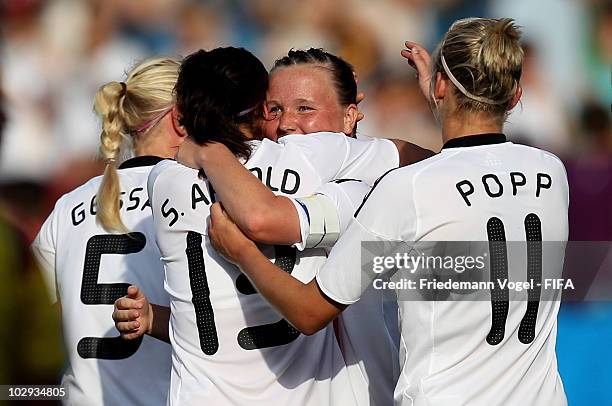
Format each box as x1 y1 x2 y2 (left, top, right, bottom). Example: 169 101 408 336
263 65 355 140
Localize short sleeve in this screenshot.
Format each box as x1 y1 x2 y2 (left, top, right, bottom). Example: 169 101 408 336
338 137 399 186
147 159 176 209
315 218 386 305
316 169 416 304
31 212 58 304
314 180 369 234
277 133 347 182
289 198 311 251
290 180 370 251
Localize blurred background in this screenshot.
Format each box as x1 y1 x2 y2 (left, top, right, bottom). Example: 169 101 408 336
0 0 610 404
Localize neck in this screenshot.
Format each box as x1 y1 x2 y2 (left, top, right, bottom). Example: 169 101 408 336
133 127 175 159
441 110 503 144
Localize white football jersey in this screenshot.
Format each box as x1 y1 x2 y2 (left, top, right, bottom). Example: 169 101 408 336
293 180 401 406
31 156 172 406
147 132 399 406
317 135 569 406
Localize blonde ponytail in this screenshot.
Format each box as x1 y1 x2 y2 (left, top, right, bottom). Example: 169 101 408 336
432 18 523 121
93 58 180 233
94 81 129 232
480 18 523 100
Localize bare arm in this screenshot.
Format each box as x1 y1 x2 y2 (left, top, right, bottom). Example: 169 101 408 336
208 203 344 335
177 138 301 245
389 139 435 166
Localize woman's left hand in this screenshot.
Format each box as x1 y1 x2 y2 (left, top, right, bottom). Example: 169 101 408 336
208 202 258 265
175 137 204 169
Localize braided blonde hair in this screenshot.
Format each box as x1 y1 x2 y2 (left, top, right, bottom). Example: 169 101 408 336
94 57 179 232
431 18 523 122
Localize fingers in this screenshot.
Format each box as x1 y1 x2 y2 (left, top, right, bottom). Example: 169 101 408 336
402 41 431 74
356 91 365 105
176 138 199 169
115 295 143 310
113 307 143 340
121 331 144 340
127 285 141 299
112 308 141 323
210 202 231 224
116 320 144 340
210 202 223 218
116 320 140 331
113 299 145 339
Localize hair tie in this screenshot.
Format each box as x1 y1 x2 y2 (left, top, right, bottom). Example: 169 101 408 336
105 157 116 165
133 106 173 135
119 81 127 95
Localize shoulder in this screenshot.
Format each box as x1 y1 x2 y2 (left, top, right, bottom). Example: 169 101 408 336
274 132 347 152
317 179 370 209
51 174 104 212
148 159 199 195
278 132 346 144
508 143 568 180
148 159 177 185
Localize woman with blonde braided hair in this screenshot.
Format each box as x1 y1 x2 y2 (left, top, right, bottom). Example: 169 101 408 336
95 57 185 232
31 57 184 406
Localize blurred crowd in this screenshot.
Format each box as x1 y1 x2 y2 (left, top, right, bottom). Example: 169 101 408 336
0 0 612 240
1 0 610 181
0 0 610 401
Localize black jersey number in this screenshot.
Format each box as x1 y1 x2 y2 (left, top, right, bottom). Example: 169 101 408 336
186 233 299 355
78 233 146 359
486 214 542 346
235 245 300 350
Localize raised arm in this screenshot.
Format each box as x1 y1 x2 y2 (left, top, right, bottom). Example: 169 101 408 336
177 138 300 245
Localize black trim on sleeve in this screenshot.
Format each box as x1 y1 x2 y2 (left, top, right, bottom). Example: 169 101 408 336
442 133 507 149
118 156 166 169
333 178 362 184
354 167 401 218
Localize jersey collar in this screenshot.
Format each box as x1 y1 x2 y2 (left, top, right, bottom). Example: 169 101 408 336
118 156 165 169
442 133 507 149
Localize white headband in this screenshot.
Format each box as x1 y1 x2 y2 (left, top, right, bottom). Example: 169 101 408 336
440 54 511 106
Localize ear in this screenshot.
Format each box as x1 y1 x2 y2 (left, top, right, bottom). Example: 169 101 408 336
433 72 447 101
171 107 188 138
508 83 522 110
343 104 358 135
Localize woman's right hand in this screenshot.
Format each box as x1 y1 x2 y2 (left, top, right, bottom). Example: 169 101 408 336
113 285 151 340
401 41 433 103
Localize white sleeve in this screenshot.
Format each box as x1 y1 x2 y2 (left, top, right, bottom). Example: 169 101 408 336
279 132 399 186
289 198 311 251
338 137 399 186
290 180 370 251
31 211 58 304
316 170 415 304
315 218 385 305
147 159 175 210
315 180 370 233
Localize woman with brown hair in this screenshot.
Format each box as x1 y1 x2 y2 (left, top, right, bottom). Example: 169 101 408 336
207 18 569 406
